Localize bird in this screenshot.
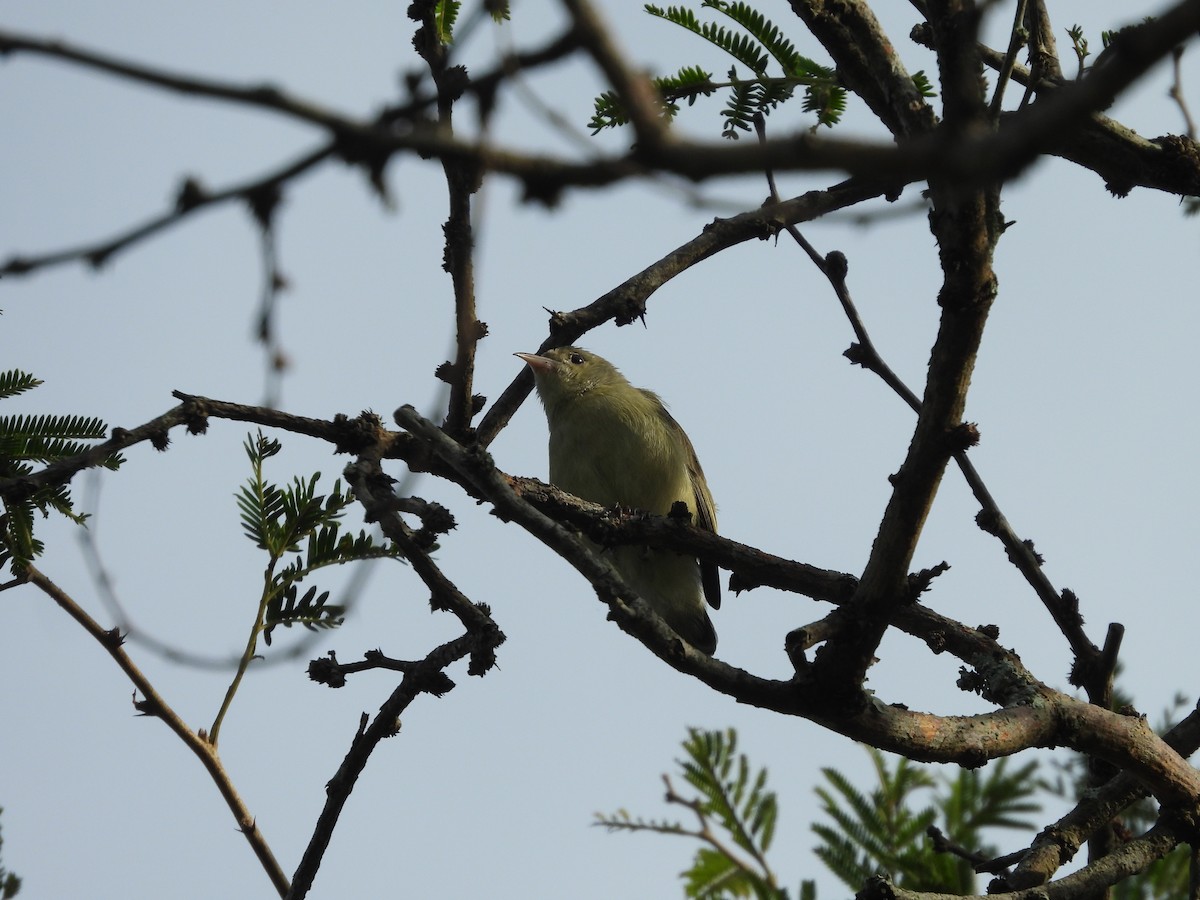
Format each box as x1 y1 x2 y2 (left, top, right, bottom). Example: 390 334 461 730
515 346 720 653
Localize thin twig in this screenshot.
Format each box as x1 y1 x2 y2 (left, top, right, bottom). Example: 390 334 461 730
1170 45 1197 139
409 3 484 439
23 564 291 896
662 774 781 890
285 631 482 900
989 0 1030 120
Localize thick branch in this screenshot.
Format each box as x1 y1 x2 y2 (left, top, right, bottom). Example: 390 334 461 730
786 0 937 138
393 405 1200 809
1008 703 1200 889
1 10 1195 259
865 819 1182 899
813 0 1002 694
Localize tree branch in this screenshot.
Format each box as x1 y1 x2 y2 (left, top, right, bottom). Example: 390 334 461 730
393 405 1200 811
23 565 290 896
786 0 937 138
474 176 890 446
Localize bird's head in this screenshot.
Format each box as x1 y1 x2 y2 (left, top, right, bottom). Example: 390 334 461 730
514 347 629 416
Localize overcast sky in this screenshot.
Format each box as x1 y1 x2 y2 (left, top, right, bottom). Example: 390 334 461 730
2 2 1198 898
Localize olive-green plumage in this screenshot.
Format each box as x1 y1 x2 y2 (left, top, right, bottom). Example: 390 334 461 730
516 347 720 653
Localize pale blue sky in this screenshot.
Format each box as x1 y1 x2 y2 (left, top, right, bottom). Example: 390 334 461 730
2 2 1197 898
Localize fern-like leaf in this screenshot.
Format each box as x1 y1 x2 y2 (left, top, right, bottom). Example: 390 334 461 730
486 0 510 23
911 70 937 99
702 0 809 76
646 5 770 74
720 68 759 137
263 584 345 646
0 377 121 571
813 747 1041 893
434 0 460 43
0 370 42 401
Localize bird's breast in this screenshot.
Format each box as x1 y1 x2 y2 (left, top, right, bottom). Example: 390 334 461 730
548 396 693 516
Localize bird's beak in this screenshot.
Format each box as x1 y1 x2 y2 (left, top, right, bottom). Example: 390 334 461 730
514 352 556 375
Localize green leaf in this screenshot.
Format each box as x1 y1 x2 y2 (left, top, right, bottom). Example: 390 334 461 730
0 375 120 572
911 70 938 99
646 4 771 74
263 583 345 646
702 0 812 77
486 0 510 22
0 370 42 401
813 747 1041 893
434 0 461 43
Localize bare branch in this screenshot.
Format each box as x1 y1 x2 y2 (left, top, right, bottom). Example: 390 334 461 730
23 565 290 896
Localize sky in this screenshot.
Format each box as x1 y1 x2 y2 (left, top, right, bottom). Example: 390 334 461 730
2 2 1198 898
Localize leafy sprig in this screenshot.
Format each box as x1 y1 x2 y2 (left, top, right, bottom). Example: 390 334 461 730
209 431 401 744
605 729 1046 898
433 0 460 44
590 1 844 138
813 747 1040 893
0 369 123 574
598 728 804 899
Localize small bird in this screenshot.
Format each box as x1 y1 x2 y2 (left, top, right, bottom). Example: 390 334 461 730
515 347 720 653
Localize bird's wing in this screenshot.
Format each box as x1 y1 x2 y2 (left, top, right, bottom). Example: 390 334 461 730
651 398 722 611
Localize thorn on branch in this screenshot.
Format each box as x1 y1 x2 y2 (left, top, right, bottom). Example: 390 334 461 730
86 243 116 270
440 65 470 103
906 561 951 602
1058 587 1081 618
924 629 947 653
330 410 388 456
394 495 457 544
784 629 809 671
132 691 161 718
823 249 848 281
975 507 1001 535
947 421 981 452
614 295 649 327
1 255 34 276
171 392 211 435
245 182 282 231
308 652 346 688
520 175 565 208
468 630 504 677
843 342 870 368
175 176 208 213
417 669 456 697
545 308 570 334
1008 538 1044 566
957 666 984 696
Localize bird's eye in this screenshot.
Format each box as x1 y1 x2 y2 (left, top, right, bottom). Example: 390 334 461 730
568 353 586 365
